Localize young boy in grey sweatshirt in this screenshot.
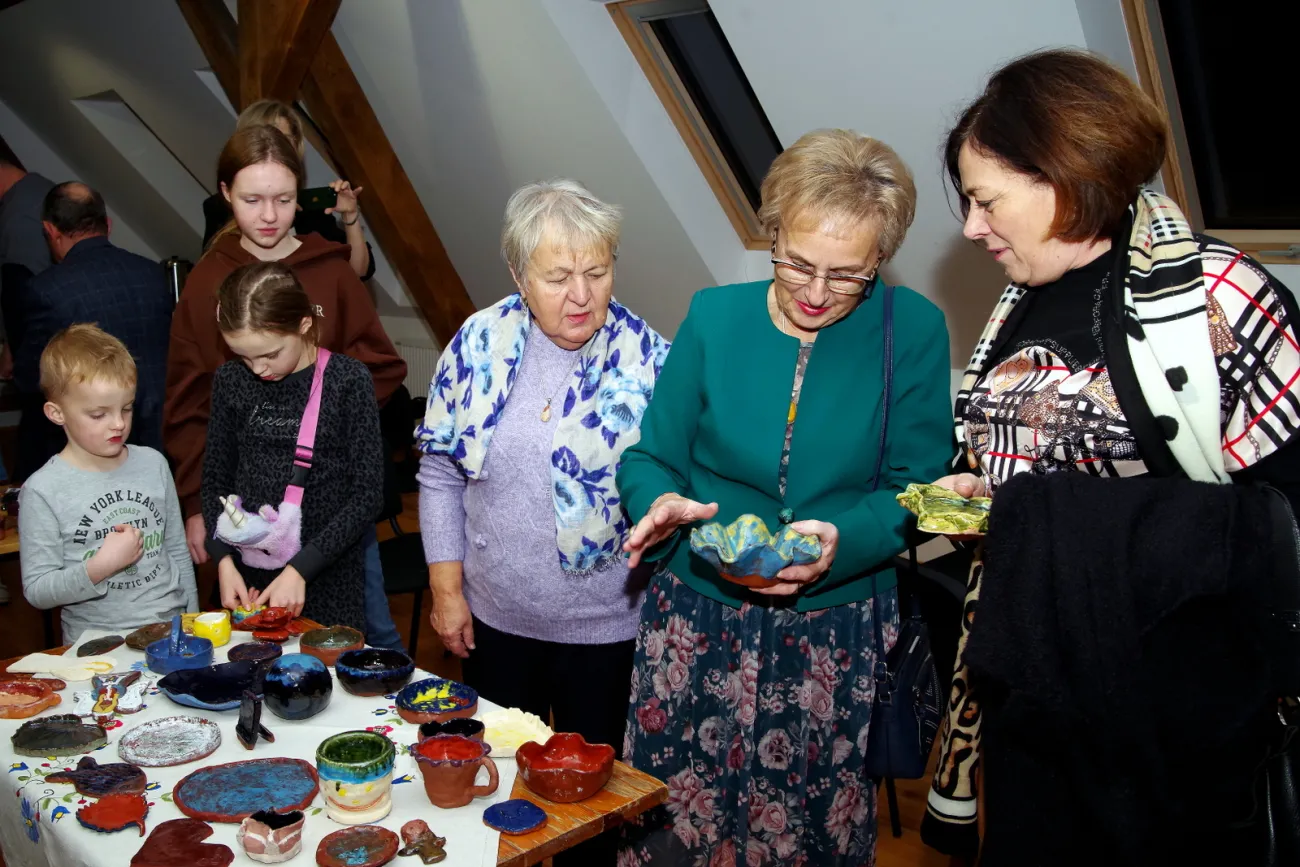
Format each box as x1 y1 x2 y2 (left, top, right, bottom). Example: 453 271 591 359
19 324 196 641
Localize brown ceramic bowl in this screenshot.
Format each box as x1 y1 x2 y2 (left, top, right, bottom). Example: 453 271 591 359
394 678 478 725
0 679 61 719
515 732 615 803
298 626 364 667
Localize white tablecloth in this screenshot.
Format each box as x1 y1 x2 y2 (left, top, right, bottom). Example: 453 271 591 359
0 630 515 867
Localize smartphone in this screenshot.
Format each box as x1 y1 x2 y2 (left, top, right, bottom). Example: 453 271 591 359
299 186 338 211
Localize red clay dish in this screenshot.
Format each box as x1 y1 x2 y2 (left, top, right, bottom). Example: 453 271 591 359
131 818 234 867
316 825 400 867
47 756 147 797
77 792 149 836
0 673 66 691
515 733 615 803
253 629 290 643
234 608 293 631
0 679 61 719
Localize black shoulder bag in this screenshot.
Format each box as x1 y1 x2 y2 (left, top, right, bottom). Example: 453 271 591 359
863 282 944 780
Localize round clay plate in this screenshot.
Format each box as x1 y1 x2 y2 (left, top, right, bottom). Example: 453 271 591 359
317 825 400 867
118 716 222 767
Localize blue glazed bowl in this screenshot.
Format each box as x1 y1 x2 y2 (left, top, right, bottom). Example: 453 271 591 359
394 677 478 724
335 648 415 697
158 659 266 711
263 653 332 721
689 514 822 588
145 632 214 676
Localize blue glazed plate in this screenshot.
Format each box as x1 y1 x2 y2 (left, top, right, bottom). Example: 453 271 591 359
172 757 317 822
157 659 265 711
395 677 478 719
689 514 821 588
483 799 548 836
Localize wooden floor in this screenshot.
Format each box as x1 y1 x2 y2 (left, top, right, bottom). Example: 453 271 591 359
0 492 958 866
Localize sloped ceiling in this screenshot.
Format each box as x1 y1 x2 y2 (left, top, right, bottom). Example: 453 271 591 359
0 0 1149 358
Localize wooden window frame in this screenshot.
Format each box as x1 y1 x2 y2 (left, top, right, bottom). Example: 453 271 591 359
608 0 771 250
1121 0 1299 265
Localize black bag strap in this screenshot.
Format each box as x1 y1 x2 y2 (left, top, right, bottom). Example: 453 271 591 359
869 283 895 691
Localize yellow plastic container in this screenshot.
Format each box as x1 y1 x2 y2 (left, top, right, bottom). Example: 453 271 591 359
192 610 232 647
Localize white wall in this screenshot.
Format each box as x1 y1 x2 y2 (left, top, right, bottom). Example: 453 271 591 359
329 0 714 337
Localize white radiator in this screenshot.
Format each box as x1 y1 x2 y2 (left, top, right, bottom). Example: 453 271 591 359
396 342 440 397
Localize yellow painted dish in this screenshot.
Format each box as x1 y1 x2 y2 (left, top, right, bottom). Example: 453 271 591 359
192 611 231 647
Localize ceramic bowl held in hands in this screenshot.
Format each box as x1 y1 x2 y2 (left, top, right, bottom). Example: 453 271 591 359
298 626 364 668
689 514 821 588
335 648 415 697
516 732 615 803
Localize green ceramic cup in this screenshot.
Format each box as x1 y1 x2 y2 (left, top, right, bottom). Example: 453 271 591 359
315 730 396 825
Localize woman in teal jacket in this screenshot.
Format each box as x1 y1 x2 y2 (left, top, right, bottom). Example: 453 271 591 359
617 129 953 865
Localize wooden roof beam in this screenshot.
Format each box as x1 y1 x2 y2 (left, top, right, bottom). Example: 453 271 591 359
238 0 340 107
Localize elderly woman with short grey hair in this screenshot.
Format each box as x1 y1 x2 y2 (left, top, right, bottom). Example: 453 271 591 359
416 179 669 768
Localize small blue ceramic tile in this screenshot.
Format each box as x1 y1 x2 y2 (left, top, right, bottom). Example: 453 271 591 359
483 799 548 836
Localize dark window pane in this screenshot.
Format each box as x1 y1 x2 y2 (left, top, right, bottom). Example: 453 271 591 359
649 10 782 212
1158 1 1300 229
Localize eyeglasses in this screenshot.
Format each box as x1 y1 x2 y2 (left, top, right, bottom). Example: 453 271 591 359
770 244 876 296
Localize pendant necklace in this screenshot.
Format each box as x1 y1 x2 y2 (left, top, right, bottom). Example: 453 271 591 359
540 370 571 423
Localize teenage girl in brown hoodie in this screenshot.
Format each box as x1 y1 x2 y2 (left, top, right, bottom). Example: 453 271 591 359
164 125 406 569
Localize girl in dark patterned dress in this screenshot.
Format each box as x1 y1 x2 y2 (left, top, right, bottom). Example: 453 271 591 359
201 261 382 630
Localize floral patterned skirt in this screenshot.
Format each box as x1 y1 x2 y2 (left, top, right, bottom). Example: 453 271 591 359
618 572 899 867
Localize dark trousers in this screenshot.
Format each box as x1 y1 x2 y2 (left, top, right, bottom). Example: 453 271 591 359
461 616 635 867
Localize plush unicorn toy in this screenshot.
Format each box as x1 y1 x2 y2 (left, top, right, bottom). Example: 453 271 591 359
214 494 303 570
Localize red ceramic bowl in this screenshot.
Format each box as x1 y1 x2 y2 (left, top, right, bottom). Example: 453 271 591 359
515 733 614 803
0 679 61 719
298 626 364 667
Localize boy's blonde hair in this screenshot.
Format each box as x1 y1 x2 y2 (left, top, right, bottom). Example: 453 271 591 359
40 324 137 401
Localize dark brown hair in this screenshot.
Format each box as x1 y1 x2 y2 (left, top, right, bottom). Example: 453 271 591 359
208 125 306 250
944 48 1168 242
43 182 108 237
216 261 318 346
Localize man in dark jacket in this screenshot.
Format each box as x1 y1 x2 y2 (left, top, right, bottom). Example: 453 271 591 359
13 182 172 477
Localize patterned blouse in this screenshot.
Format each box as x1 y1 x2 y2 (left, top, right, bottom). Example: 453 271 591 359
964 247 1296 491
778 342 815 499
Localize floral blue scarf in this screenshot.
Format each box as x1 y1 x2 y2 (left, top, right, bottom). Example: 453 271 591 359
416 294 670 573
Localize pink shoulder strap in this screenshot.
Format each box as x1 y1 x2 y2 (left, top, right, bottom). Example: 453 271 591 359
283 348 331 507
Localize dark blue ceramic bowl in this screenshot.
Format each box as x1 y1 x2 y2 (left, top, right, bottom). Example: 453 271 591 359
262 653 332 721
334 648 415 697
145 632 214 676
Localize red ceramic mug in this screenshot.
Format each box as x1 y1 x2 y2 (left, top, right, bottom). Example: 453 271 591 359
409 734 499 808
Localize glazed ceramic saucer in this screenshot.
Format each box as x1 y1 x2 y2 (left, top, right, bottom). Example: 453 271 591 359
394 677 478 724
173 757 318 822
11 714 107 757
118 716 222 767
316 825 400 867
484 799 548 835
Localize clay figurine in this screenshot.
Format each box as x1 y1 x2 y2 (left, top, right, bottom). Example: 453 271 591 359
235 690 275 750
92 684 119 723
398 819 447 863
47 756 147 797
77 792 149 836
11 714 108 756
216 495 300 570
236 809 304 863
78 634 125 657
131 818 234 867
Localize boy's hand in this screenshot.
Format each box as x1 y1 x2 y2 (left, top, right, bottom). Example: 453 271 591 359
262 566 306 618
87 525 143 583
217 556 253 611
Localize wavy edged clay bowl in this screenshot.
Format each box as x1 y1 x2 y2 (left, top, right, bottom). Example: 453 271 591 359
335 648 415 697
515 732 615 803
298 626 364 667
689 514 821 588
394 677 477 724
0 678 61 719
